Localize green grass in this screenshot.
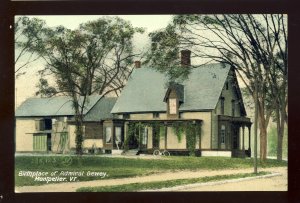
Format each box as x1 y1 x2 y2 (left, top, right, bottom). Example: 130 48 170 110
15 155 286 187
76 171 270 192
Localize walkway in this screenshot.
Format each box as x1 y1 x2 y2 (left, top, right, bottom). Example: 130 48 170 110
15 167 287 192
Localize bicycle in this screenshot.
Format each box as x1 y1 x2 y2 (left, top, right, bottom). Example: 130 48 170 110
153 149 170 156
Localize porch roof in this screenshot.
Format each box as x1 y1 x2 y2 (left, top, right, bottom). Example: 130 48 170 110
218 115 252 126
126 119 202 125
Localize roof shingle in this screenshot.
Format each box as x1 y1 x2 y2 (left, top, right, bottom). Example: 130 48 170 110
111 63 230 113
15 95 101 117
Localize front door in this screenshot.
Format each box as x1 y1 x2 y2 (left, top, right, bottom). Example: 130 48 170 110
232 125 239 150
152 125 160 149
47 133 52 151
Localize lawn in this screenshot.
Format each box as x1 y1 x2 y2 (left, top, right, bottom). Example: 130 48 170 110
76 171 270 192
15 155 287 187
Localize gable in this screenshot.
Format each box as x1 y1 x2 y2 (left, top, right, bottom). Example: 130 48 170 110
215 68 247 116
111 63 231 114
84 97 117 121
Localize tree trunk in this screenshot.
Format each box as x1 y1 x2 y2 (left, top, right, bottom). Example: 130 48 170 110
72 94 84 155
276 104 286 161
258 104 268 161
259 125 268 161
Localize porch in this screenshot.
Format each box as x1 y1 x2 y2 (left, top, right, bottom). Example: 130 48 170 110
124 119 203 155
218 115 252 158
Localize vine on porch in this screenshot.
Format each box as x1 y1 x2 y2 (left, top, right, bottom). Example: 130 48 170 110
124 121 201 155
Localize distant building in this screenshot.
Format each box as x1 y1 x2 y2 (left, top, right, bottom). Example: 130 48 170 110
15 95 117 153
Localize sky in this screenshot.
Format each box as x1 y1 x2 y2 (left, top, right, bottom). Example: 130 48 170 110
15 15 173 108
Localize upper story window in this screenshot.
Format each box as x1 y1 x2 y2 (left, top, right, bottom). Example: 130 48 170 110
123 114 130 119
226 81 229 90
221 97 225 115
231 100 235 117
153 113 160 118
169 98 177 114
35 118 52 131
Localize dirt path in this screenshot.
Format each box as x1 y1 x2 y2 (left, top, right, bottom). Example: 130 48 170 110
15 167 287 192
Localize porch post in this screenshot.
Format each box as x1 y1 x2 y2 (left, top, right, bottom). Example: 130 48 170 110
164 124 167 149
242 125 245 151
248 126 251 150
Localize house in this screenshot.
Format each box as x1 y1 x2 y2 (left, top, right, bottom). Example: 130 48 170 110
15 95 117 153
110 50 252 157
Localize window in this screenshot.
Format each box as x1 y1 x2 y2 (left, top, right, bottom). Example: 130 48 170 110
35 119 44 131
153 113 160 118
169 98 177 114
105 127 112 143
44 118 52 130
221 125 226 144
115 127 122 144
232 100 235 117
142 127 148 145
35 119 52 131
226 81 229 90
123 114 130 119
221 97 225 115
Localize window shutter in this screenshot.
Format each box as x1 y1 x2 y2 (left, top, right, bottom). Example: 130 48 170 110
35 119 45 131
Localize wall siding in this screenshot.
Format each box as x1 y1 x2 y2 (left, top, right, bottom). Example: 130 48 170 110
180 112 211 149
16 119 37 151
212 71 243 150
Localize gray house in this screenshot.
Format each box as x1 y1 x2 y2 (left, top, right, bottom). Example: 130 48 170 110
15 95 117 153
110 51 252 157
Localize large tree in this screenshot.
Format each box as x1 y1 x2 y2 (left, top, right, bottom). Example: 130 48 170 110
14 16 46 78
24 16 144 154
147 14 287 161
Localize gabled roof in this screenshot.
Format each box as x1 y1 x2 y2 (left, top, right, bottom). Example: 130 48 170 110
15 95 101 117
84 97 117 121
111 63 231 113
163 82 184 103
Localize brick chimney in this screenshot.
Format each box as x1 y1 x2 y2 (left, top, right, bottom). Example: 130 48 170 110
181 50 191 67
134 61 141 68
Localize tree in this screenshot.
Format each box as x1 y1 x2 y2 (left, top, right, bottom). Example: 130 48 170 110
23 16 144 154
14 16 46 78
147 14 287 161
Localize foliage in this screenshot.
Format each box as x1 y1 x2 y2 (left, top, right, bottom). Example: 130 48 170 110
124 121 201 154
35 78 57 97
14 16 46 78
268 126 287 158
171 123 184 143
15 155 286 186
77 171 270 192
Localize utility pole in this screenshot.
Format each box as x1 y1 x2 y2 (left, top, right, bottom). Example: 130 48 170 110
254 75 258 174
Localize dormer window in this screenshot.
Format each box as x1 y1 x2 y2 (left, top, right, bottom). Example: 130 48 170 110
163 82 184 119
169 98 177 114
